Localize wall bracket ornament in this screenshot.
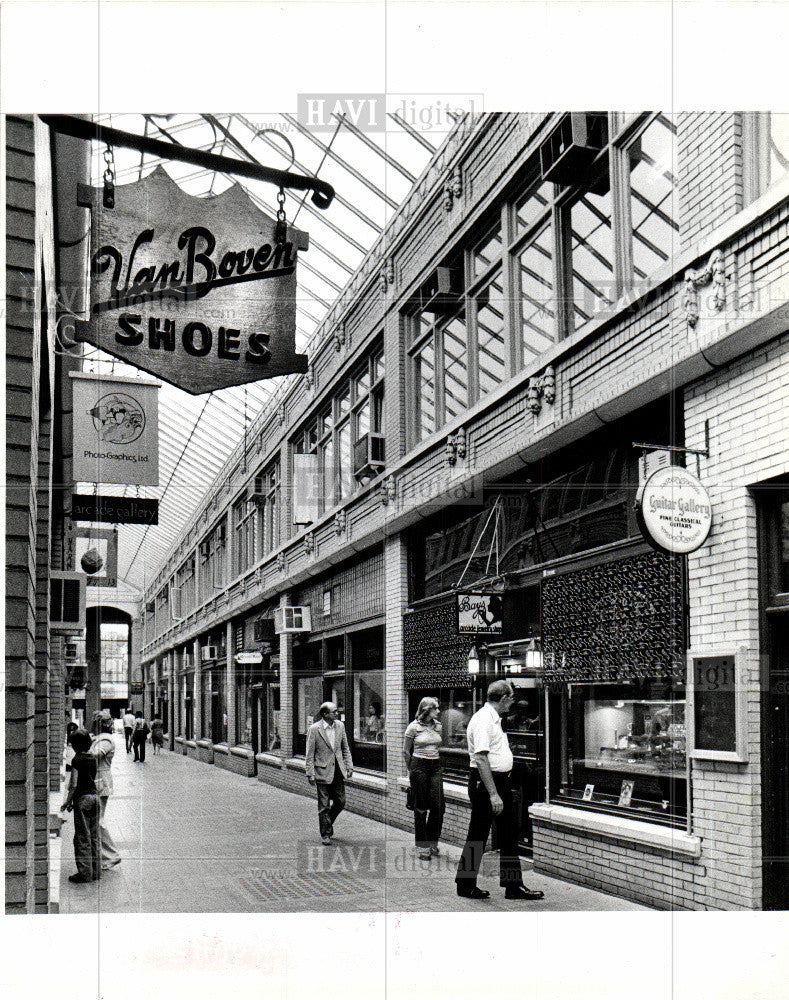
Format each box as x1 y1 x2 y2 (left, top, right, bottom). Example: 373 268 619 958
334 510 347 536
527 365 556 415
446 426 467 466
333 322 346 353
683 248 726 328
276 552 287 573
444 167 462 212
304 531 315 557
381 475 397 506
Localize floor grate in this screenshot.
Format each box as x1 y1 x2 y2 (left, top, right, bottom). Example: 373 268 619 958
235 872 380 903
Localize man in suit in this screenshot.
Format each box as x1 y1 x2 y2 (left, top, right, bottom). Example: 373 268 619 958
305 702 354 845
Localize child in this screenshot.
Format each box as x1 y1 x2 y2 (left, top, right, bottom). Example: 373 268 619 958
61 728 101 883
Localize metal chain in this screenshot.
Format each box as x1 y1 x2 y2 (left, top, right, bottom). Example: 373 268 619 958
103 143 116 208
275 186 287 245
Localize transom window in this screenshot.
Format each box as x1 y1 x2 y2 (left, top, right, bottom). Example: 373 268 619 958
292 341 385 519
404 113 679 448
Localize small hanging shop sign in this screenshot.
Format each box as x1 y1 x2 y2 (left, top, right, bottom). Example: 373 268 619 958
635 465 713 555
74 167 309 394
457 592 504 635
71 494 159 525
71 372 160 486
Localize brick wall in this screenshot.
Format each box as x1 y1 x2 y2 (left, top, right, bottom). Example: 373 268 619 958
678 112 744 252
5 115 55 914
682 332 789 910
533 823 699 910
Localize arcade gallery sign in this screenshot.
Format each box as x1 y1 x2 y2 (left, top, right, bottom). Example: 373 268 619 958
635 465 713 555
74 167 309 394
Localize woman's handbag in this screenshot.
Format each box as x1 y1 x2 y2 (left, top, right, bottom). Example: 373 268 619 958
406 786 415 811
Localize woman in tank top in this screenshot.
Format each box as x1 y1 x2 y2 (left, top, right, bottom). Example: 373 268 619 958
403 697 445 860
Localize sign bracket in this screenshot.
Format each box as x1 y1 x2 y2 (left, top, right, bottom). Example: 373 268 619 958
40 115 335 210
633 420 710 478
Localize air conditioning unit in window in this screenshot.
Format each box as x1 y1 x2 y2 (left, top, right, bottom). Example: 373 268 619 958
539 112 608 186
145 600 155 614
418 266 462 314
249 475 268 503
201 645 218 662
353 432 386 481
64 641 79 661
183 655 194 670
49 571 86 634
274 606 312 634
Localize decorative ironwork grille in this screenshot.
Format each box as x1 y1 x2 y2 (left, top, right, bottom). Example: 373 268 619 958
542 550 685 683
403 601 471 689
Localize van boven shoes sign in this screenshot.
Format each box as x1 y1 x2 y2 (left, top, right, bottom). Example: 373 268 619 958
74 166 309 394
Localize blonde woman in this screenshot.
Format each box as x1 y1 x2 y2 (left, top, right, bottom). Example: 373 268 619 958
403 697 445 861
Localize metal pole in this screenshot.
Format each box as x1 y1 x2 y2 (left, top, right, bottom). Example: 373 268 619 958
39 115 335 209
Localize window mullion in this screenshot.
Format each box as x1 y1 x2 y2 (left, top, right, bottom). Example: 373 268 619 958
610 143 633 298
554 203 573 339
435 326 445 428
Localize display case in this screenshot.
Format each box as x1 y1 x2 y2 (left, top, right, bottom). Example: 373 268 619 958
556 683 688 825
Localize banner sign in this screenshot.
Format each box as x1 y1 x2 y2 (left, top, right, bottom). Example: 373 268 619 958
457 592 504 635
635 465 713 555
71 372 159 486
74 167 309 394
69 526 118 588
71 494 159 525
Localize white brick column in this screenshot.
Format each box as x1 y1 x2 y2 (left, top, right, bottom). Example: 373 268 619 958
192 638 202 740
226 620 235 744
279 590 294 757
384 534 409 815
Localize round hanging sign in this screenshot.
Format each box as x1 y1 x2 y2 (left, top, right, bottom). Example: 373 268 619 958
635 465 713 555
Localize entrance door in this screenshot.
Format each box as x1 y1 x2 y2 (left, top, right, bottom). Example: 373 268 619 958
764 613 789 909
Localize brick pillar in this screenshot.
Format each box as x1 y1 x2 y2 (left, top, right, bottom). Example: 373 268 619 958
168 651 175 748
384 535 409 825
278 591 294 757
226 620 235 744
193 638 202 740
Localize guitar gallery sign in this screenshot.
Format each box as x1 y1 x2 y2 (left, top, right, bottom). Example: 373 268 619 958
74 167 309 394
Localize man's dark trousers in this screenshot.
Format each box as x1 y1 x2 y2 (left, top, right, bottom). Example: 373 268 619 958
455 769 524 892
124 727 133 753
316 771 346 837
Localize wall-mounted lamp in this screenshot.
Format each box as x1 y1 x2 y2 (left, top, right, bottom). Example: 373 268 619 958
468 644 488 675
525 637 543 672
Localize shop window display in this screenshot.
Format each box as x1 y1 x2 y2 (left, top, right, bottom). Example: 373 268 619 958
557 681 687 824
353 670 385 745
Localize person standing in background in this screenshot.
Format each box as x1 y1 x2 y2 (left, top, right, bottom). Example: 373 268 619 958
132 710 150 762
151 715 164 755
91 711 122 871
62 728 101 883
122 708 135 753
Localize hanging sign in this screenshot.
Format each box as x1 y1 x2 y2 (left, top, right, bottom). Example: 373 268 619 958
68 525 118 588
74 167 309 394
635 465 713 555
457 593 504 635
71 494 159 525
235 651 264 665
71 372 159 486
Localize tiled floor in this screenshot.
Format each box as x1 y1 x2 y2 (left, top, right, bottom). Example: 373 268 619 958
58 736 649 913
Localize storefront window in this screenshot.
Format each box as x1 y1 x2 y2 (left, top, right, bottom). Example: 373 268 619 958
557 681 687 825
266 682 281 751
353 671 385 745
296 675 324 744
182 673 193 740
407 687 477 780
235 669 253 748
201 670 212 739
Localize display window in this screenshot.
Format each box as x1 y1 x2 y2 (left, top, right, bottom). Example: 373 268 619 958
349 627 385 771
407 687 478 780
556 680 687 825
235 669 254 748
181 673 193 740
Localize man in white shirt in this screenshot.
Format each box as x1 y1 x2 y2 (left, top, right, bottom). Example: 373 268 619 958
305 702 354 845
455 680 544 902
122 709 135 754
